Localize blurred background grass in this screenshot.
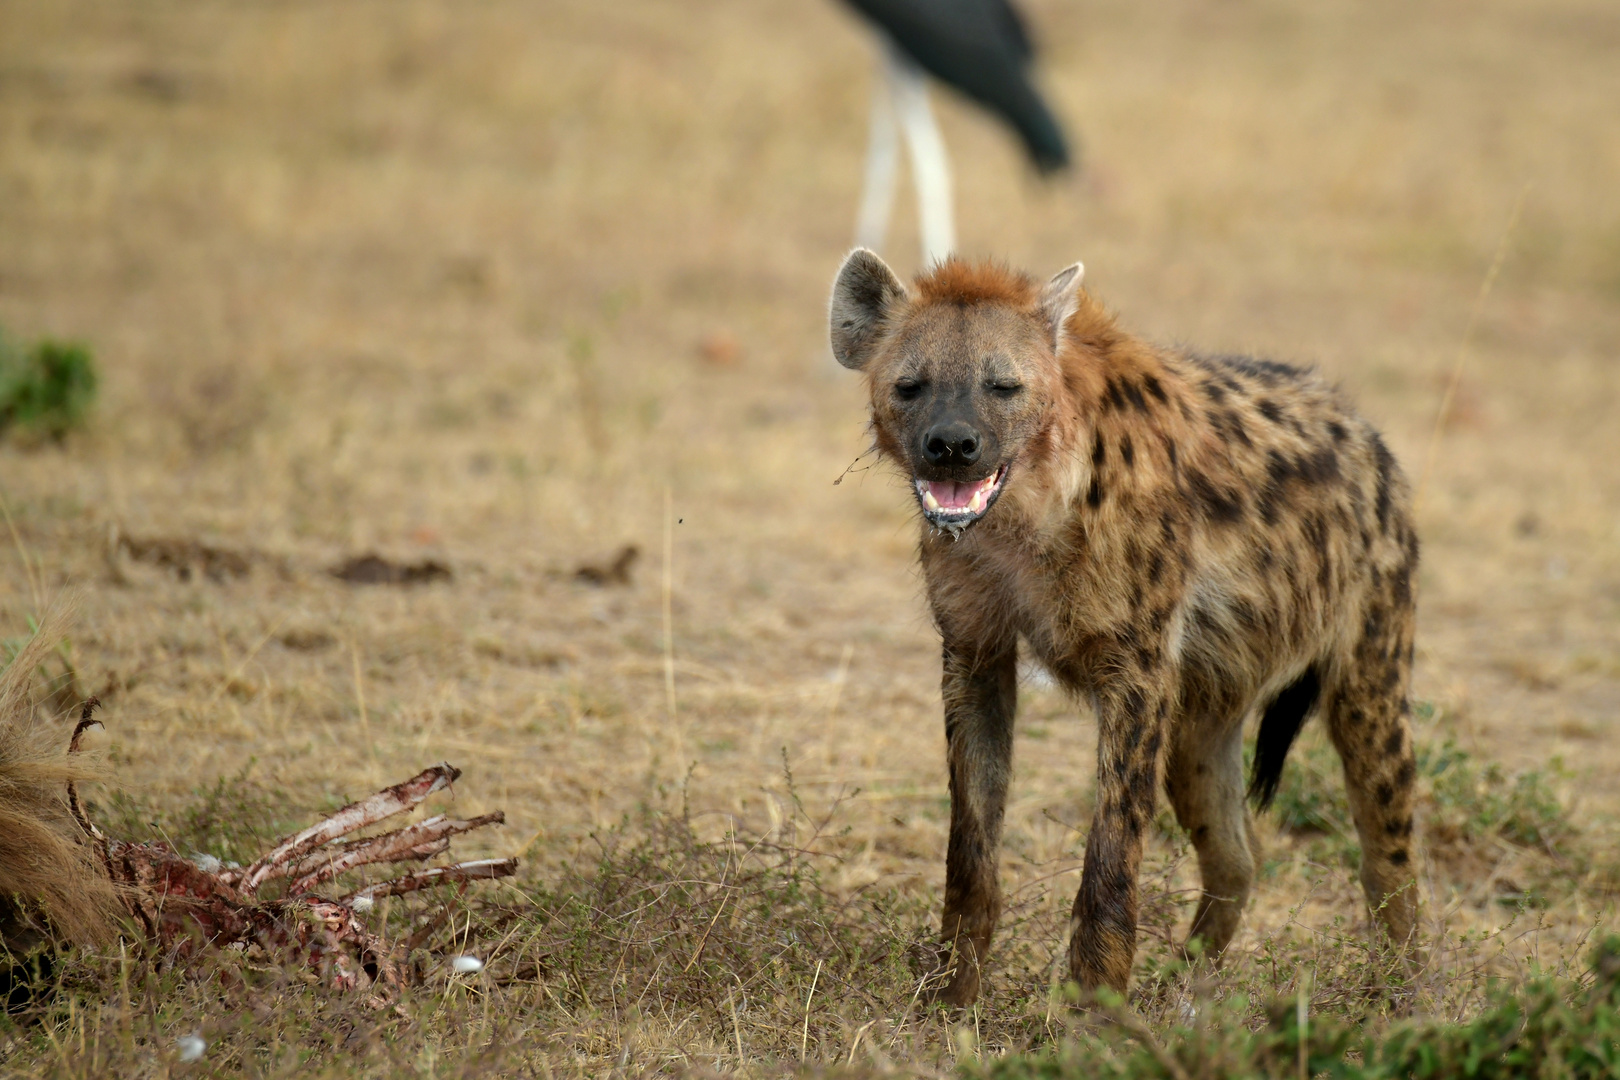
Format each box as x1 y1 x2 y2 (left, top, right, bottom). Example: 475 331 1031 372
0 0 1617 1072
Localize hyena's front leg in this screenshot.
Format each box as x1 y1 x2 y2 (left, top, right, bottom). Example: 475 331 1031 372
1069 673 1174 996
936 638 1018 1007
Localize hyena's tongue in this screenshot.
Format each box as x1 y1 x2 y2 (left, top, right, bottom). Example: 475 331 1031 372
926 476 996 512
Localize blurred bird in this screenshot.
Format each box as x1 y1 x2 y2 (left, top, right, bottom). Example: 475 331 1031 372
838 0 1073 267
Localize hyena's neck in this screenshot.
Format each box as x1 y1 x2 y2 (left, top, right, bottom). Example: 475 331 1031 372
1013 321 1203 541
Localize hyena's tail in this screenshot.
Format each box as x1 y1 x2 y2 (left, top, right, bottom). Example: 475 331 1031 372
1247 665 1323 809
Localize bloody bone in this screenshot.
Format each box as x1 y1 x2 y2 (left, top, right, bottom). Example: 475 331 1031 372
234 764 461 889
287 812 506 894
66 701 516 1003
344 859 517 902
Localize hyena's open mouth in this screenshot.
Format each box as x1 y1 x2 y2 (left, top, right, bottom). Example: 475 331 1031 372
914 463 1010 533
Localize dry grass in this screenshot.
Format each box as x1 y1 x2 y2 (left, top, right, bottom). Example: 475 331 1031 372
0 0 1617 1073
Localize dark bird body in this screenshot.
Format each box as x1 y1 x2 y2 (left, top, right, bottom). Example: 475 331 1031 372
841 0 1071 171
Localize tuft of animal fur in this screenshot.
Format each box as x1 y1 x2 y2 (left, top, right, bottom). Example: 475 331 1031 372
0 616 120 952
830 250 1421 1005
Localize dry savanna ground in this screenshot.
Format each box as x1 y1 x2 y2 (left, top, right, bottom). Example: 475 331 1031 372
2 0 1619 1075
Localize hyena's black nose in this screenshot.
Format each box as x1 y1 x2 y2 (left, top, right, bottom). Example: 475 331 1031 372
923 421 982 466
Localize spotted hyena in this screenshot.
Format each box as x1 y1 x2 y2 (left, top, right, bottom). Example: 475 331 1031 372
828 250 1421 1005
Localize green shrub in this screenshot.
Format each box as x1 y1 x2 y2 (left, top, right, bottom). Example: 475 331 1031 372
1421 737 1570 849
97 762 328 875
0 327 98 439
1262 720 1571 853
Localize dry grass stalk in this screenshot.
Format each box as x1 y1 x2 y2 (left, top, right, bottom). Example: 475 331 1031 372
1413 182 1532 513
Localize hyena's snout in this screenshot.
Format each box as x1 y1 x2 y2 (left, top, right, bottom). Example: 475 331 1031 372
922 418 984 467
912 410 1010 532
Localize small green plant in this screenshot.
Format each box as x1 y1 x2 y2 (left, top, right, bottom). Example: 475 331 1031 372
0 326 98 440
1 616 82 718
97 761 309 873
1262 721 1572 854
1421 736 1570 849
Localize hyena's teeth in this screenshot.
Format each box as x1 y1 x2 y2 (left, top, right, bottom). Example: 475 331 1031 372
923 489 941 512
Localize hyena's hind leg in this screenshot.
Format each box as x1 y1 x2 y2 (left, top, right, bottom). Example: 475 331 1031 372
1164 711 1259 961
1323 605 1421 949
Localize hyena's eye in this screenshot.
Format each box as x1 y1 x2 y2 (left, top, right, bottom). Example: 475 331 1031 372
894 378 924 401
986 379 1024 397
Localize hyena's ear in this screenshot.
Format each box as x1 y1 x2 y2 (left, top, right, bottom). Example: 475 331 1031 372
829 248 907 371
1039 261 1085 348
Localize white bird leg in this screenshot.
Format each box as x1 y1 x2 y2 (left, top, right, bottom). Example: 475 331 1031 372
889 50 955 267
854 51 900 253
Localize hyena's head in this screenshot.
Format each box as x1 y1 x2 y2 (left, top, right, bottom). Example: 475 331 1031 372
829 249 1083 534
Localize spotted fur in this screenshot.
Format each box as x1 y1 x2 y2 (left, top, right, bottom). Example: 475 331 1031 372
828 250 1421 1005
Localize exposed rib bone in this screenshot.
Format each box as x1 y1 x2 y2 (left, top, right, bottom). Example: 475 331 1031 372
294 839 450 891
289 832 445 882
343 858 517 902
62 727 511 1006
236 764 460 889
286 812 503 882
287 812 503 894
284 817 449 880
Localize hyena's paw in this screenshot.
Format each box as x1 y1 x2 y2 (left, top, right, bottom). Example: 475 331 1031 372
907 938 980 1007
1171 933 1229 970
